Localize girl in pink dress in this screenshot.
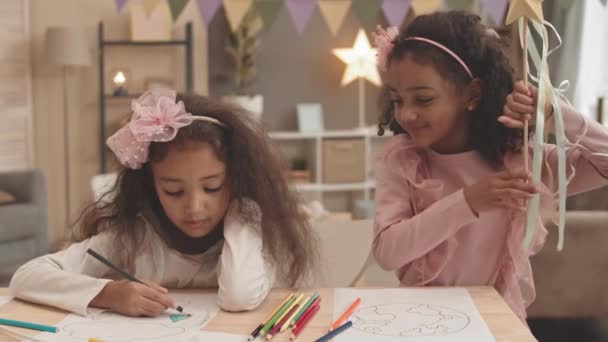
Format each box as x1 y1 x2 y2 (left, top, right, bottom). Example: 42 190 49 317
372 11 608 322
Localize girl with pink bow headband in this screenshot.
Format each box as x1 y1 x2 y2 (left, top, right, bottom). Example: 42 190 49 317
10 89 318 318
371 11 608 324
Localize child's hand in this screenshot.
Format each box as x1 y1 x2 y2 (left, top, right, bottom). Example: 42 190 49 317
91 280 176 317
463 168 538 214
499 81 536 129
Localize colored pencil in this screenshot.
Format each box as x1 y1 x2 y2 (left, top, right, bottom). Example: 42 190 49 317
260 294 297 335
290 292 319 327
247 293 293 341
293 296 321 330
0 325 46 342
280 295 308 333
0 318 57 333
265 304 299 340
314 321 353 342
329 297 360 331
290 304 320 340
86 248 183 312
265 293 303 339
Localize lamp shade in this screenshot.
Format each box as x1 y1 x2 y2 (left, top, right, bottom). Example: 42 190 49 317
45 27 91 66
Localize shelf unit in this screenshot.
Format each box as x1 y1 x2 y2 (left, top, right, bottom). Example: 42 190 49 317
269 127 389 201
97 21 194 173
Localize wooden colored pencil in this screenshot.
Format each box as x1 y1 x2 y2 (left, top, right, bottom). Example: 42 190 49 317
247 293 293 341
290 292 319 327
329 297 360 331
280 294 308 332
265 293 303 339
290 304 320 340
260 294 297 335
314 321 353 342
293 295 321 330
86 248 184 312
265 304 299 340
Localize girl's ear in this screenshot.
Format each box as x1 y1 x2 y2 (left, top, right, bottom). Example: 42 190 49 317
466 78 482 111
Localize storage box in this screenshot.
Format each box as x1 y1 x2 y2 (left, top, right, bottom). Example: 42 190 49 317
322 138 365 183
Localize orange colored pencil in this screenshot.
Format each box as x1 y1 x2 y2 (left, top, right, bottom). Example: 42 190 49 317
329 297 360 331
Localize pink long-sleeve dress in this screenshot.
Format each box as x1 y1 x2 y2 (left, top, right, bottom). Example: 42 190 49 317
373 106 608 321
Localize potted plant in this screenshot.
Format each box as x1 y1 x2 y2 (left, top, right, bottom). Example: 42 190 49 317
224 9 264 121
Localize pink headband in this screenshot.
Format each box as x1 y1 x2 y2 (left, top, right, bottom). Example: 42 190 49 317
106 88 226 170
373 26 474 79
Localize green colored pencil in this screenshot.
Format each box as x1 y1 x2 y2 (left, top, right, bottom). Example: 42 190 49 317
290 292 319 327
261 295 297 335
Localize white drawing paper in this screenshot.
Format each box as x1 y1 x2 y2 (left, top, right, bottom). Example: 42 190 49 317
0 296 12 306
332 288 495 342
35 293 223 342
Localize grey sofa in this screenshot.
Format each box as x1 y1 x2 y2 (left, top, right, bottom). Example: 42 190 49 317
528 186 608 318
0 169 48 267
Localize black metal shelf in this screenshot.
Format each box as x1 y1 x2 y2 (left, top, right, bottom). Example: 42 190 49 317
104 94 143 99
98 21 194 173
103 40 188 46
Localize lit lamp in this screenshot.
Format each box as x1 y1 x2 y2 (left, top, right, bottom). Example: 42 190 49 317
111 69 129 96
333 29 382 128
45 27 90 220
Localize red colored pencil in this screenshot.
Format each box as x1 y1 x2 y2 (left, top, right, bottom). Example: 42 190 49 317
292 296 321 328
290 304 320 340
266 304 300 340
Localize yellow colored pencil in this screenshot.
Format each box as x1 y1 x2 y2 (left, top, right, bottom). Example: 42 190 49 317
258 293 296 340
264 293 294 323
273 293 303 330
280 294 308 333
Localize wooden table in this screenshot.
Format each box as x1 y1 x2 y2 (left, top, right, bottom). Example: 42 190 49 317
0 287 536 341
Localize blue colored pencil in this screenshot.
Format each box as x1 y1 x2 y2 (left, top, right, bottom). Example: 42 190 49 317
313 321 353 342
0 317 57 333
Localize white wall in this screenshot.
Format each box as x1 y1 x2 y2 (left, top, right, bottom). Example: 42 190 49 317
570 0 608 116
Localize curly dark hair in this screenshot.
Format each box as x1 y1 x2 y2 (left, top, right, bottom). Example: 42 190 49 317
378 11 521 165
75 95 318 287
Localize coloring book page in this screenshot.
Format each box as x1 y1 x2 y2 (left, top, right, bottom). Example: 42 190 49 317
332 288 495 342
35 293 230 342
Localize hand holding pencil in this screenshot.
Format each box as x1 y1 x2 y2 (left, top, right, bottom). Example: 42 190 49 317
91 279 177 317
87 248 181 317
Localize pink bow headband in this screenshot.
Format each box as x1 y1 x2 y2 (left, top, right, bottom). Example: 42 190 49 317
106 88 226 169
373 25 473 79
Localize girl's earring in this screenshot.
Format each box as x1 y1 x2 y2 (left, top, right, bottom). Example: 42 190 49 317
467 105 474 111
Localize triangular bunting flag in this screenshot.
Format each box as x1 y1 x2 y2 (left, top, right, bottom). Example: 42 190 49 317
143 0 161 17
224 0 254 32
116 0 128 12
196 0 222 25
411 0 443 15
480 0 509 25
286 0 317 35
168 0 189 21
254 0 284 30
382 0 411 27
318 0 350 36
351 0 381 32
445 0 473 10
